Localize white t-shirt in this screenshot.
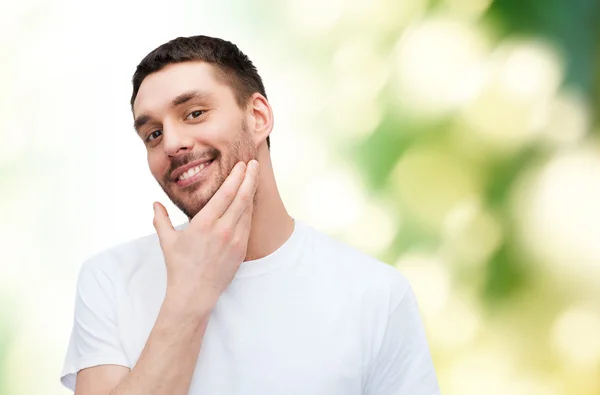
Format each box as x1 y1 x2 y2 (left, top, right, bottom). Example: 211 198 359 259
61 219 440 394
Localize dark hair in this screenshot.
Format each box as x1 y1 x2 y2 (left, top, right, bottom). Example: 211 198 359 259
131 35 270 149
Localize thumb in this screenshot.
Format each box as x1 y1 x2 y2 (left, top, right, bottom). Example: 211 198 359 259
153 202 175 249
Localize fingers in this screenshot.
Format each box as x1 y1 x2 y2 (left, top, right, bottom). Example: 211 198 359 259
219 159 259 227
231 189 256 260
232 198 254 245
191 161 247 225
153 202 175 249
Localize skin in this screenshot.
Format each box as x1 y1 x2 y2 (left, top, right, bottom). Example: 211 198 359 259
74 60 295 395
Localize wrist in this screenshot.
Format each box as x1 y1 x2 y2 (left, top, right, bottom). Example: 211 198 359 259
163 287 216 323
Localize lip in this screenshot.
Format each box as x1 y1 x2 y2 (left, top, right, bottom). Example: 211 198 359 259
173 159 214 188
171 158 214 182
175 160 214 188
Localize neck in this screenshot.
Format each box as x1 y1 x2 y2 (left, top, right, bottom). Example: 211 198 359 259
244 152 294 262
184 152 293 261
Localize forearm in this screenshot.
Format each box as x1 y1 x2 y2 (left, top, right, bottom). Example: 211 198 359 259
110 293 212 395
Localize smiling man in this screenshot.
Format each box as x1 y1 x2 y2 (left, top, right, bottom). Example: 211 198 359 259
60 36 440 395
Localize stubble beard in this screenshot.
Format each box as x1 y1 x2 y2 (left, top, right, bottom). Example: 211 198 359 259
159 120 257 220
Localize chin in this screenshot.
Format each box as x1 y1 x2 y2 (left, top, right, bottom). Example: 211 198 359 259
172 186 218 219
161 156 230 218
175 201 203 220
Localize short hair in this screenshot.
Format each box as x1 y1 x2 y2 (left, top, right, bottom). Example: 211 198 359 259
131 35 270 149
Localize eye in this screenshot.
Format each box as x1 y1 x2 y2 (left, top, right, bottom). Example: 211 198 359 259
146 130 162 142
186 110 205 120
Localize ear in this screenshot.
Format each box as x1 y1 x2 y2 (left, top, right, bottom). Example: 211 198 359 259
247 93 273 147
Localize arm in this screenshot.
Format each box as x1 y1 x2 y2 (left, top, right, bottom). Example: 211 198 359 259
363 286 441 395
75 295 211 395
71 160 260 395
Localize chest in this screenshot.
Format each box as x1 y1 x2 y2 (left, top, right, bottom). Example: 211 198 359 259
118 278 365 395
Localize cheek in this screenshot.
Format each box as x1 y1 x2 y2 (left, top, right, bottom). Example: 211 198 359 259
147 152 167 182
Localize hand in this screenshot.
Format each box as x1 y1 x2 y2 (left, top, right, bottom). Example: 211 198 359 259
152 159 260 311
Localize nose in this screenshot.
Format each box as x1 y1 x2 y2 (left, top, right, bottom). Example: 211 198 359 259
162 123 194 157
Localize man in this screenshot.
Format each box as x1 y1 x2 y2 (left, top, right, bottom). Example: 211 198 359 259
61 35 440 395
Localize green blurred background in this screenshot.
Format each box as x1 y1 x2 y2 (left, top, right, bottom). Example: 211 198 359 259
1 0 599 394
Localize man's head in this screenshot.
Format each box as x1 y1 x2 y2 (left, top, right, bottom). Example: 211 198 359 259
131 36 272 219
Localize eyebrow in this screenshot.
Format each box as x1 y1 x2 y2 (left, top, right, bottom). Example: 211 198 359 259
133 89 213 134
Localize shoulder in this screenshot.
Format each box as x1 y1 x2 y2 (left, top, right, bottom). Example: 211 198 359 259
78 222 183 281
301 221 411 310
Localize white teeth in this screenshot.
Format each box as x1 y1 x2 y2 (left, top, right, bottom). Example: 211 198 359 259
178 162 208 181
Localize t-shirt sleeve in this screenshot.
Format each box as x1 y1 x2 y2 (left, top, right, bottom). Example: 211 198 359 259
60 252 131 391
363 285 441 395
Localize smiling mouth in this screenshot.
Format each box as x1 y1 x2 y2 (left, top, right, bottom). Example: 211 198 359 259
174 159 214 187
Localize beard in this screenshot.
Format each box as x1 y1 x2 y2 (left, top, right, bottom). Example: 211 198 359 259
158 120 258 219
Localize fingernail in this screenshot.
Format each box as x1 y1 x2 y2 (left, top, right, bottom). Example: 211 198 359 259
250 160 259 170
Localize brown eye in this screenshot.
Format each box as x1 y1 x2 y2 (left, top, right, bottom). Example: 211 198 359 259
186 110 205 120
146 130 162 142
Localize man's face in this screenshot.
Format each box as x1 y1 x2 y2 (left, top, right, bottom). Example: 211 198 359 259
133 61 258 219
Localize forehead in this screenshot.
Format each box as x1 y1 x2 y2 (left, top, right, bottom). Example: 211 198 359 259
133 61 230 115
